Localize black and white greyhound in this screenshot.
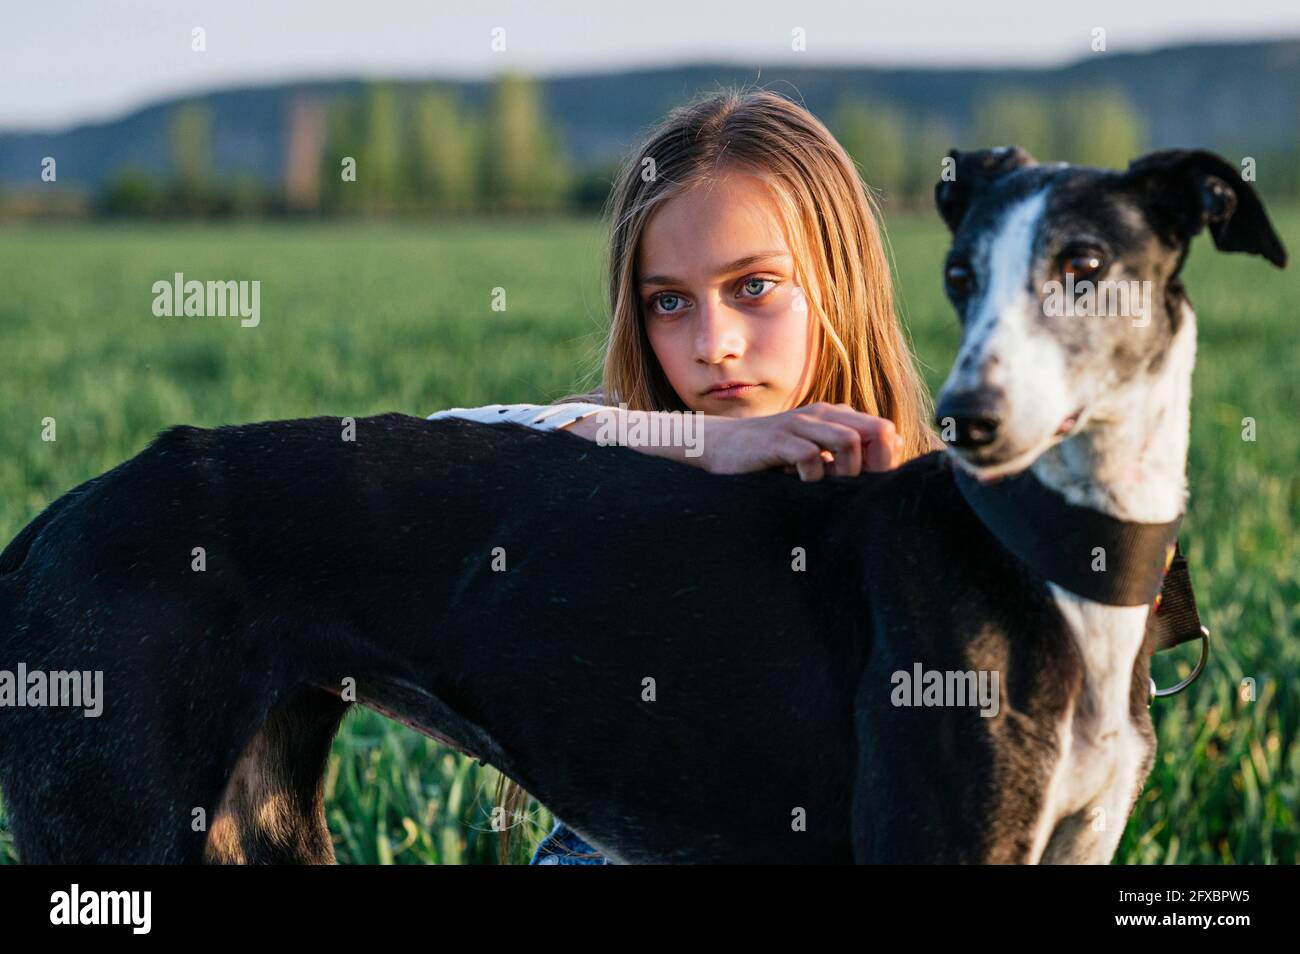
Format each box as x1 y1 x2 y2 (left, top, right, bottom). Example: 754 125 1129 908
0 149 1285 864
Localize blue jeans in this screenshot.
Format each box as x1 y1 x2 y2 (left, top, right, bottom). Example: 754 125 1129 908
529 819 612 865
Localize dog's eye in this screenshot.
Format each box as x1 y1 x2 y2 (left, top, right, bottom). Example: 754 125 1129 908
1061 250 1105 281
944 262 974 297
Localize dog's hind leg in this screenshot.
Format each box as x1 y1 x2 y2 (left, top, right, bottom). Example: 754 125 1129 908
205 685 352 864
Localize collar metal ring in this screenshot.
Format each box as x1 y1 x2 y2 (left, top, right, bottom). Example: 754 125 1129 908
1147 626 1210 706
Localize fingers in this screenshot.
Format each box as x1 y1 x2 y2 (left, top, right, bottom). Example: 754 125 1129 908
783 454 833 477
776 437 827 482
787 403 902 476
863 427 898 473
826 405 898 472
787 417 864 477
794 443 827 482
766 405 904 481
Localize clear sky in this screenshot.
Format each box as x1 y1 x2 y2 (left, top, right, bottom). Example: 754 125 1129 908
3 0 1297 131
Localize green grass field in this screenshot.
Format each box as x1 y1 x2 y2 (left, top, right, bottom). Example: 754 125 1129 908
0 211 1296 863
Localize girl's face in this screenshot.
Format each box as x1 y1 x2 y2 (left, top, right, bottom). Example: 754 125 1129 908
637 171 821 418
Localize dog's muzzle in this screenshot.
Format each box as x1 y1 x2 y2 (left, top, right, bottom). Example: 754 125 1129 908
934 389 1005 450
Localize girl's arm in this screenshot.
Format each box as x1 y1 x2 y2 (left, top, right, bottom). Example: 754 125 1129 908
429 401 903 479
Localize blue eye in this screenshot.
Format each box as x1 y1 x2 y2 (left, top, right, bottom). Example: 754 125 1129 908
652 294 683 314
740 278 774 298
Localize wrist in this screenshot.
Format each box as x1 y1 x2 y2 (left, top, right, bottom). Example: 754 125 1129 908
698 415 736 473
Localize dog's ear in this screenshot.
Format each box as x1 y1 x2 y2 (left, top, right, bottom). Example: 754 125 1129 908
1123 149 1287 268
934 146 1037 233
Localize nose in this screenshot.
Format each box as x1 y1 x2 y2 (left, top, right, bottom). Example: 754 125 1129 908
693 299 746 364
935 390 1005 449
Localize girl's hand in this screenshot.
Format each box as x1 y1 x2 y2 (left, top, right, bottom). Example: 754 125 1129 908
703 404 902 481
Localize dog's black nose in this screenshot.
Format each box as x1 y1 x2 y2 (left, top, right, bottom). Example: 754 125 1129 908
935 392 1003 449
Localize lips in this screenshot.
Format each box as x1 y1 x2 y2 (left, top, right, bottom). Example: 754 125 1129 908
705 381 761 399
1054 406 1085 436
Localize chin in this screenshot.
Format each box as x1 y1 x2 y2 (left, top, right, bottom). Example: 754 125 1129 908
707 401 770 418
947 439 1055 484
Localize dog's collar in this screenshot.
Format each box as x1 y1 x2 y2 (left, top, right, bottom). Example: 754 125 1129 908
952 463 1180 606
952 462 1208 701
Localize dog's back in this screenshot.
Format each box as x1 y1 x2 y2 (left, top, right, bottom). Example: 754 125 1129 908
0 412 1079 862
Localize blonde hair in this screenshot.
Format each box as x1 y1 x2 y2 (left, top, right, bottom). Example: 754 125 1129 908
497 85 941 863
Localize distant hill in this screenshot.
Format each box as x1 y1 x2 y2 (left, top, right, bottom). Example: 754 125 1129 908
1 39 1296 190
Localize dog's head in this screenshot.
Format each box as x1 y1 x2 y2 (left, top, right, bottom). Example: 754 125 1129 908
932 147 1286 480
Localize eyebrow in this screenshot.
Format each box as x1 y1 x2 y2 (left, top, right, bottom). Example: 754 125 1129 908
638 250 791 288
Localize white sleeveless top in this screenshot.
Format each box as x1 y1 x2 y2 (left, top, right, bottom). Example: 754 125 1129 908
427 402 608 432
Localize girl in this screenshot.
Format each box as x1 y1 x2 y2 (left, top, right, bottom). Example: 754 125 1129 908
428 87 944 864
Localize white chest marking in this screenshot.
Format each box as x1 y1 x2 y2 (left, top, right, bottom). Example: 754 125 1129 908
1029 584 1152 863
